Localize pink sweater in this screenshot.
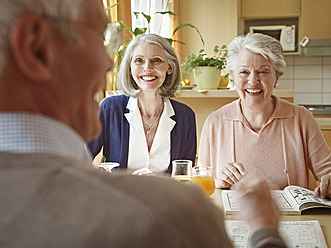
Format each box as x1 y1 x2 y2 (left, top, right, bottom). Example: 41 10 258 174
198 96 331 189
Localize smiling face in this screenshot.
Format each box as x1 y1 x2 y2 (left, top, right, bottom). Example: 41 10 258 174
233 49 279 110
130 42 173 94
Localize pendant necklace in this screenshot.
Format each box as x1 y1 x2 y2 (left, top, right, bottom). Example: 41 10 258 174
142 104 164 140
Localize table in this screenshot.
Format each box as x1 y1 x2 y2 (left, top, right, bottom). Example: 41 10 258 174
210 189 331 247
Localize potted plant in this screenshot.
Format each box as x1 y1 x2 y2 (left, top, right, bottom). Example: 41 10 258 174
116 11 205 59
181 45 229 90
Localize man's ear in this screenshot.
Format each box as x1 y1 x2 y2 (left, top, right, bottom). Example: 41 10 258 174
9 13 52 82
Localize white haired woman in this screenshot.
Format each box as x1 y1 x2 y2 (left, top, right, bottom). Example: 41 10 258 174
89 34 197 175
198 33 331 198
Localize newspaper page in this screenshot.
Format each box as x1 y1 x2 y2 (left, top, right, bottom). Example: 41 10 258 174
285 186 331 210
225 220 327 248
222 190 300 215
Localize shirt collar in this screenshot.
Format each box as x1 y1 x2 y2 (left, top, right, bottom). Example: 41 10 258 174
0 112 92 164
126 97 175 118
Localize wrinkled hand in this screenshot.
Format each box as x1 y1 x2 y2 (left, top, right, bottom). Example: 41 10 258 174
314 174 331 199
216 162 247 188
132 168 154 176
235 172 280 232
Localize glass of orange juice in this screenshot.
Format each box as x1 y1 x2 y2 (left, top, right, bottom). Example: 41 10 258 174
192 166 215 196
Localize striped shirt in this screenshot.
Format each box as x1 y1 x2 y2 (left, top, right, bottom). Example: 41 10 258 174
0 112 92 164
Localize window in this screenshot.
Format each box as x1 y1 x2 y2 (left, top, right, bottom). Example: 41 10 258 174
131 0 174 38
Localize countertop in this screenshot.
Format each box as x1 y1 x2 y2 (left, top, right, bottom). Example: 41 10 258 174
303 105 331 115
175 89 293 98
315 118 331 129
107 89 294 98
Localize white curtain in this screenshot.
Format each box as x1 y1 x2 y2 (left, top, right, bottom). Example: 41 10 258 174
131 0 173 38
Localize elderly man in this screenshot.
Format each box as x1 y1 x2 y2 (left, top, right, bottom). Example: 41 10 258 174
0 0 286 247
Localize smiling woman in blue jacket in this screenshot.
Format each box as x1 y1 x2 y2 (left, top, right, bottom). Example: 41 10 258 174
88 34 197 175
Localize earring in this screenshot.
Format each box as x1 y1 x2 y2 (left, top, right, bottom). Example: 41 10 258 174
274 83 279 88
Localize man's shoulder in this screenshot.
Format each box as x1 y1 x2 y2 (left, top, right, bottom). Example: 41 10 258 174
0 152 230 247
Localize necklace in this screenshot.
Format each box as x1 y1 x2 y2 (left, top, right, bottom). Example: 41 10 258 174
141 104 164 140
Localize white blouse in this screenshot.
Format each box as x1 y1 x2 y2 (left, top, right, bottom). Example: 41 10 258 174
125 97 175 174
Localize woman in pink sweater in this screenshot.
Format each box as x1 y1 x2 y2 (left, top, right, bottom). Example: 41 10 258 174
198 33 331 198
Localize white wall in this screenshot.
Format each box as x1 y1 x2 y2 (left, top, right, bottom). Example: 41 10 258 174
278 56 331 105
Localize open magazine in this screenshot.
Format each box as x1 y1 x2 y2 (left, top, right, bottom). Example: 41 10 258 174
222 185 331 215
225 220 327 248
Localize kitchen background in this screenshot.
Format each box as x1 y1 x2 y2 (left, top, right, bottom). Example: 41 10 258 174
104 0 331 148
279 56 331 105
176 0 331 106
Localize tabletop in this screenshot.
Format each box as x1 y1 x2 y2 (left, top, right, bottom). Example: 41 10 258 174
210 189 331 247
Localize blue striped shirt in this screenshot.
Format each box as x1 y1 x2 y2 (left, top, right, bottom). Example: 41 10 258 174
0 112 92 163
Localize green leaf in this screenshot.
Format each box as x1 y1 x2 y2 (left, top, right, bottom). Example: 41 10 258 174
141 12 151 24
155 11 177 16
213 45 219 54
172 23 205 46
165 38 187 46
104 2 121 11
117 45 125 60
133 27 147 36
133 12 140 19
117 21 134 35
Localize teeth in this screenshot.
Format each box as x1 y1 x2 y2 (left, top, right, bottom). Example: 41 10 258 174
246 89 262 94
141 76 157 81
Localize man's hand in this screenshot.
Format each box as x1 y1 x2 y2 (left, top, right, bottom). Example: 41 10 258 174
235 172 280 232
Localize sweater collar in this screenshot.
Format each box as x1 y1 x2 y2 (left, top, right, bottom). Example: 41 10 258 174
223 95 295 121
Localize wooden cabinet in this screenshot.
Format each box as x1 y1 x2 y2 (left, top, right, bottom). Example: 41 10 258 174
239 0 300 19
322 130 331 149
299 0 331 39
177 0 238 64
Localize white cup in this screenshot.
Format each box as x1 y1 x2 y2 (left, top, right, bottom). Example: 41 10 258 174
98 162 120 173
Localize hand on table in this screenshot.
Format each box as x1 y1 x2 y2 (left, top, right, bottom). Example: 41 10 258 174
234 172 280 233
216 162 247 188
132 168 154 176
314 174 331 199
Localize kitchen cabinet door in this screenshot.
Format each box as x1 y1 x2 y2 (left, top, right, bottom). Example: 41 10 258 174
300 0 331 39
322 130 331 149
240 0 300 18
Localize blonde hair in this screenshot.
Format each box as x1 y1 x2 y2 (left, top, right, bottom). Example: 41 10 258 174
117 34 181 98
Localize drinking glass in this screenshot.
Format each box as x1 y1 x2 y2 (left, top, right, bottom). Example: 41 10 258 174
171 160 193 183
192 166 215 196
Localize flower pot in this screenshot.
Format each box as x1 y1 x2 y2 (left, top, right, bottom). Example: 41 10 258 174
194 66 222 90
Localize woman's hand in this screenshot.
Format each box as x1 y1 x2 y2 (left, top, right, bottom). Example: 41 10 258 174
132 168 154 176
314 174 331 199
235 172 280 232
216 162 247 188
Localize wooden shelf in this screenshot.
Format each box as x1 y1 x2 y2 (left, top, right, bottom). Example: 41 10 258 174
174 89 293 99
